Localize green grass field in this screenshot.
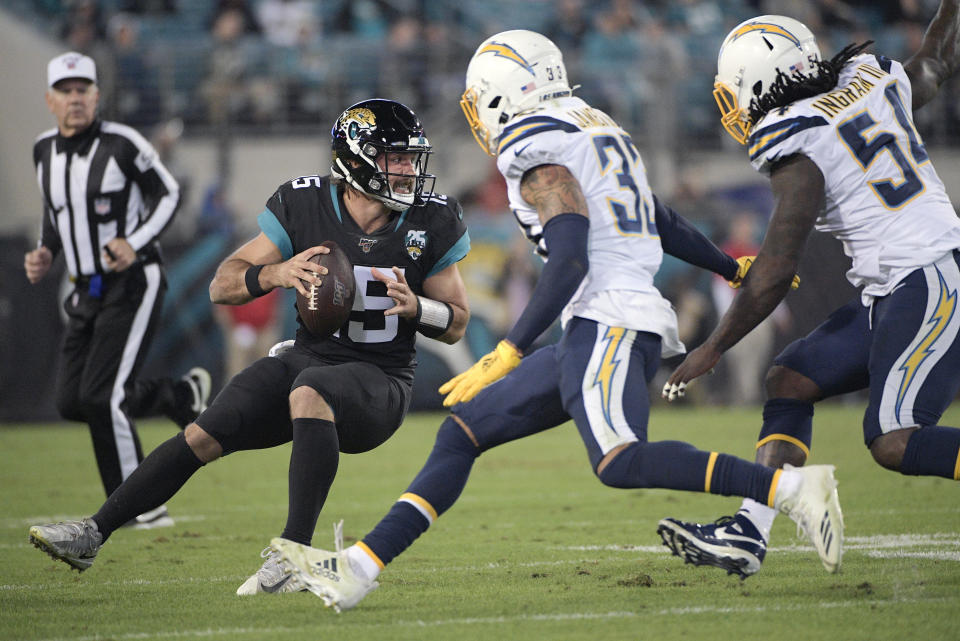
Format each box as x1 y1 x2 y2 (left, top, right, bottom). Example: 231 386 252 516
2 404 959 641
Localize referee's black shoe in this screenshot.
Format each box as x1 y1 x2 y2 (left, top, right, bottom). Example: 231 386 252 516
168 367 212 428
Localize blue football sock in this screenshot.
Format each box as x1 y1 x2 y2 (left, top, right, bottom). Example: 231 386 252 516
900 425 960 479
757 398 814 456
361 417 478 567
596 441 776 503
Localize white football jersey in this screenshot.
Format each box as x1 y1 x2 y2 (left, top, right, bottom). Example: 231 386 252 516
748 53 960 304
496 95 683 356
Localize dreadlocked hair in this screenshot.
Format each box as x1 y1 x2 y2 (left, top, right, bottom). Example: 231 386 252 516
748 41 874 125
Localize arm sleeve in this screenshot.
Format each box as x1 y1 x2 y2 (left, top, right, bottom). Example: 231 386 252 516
504 213 589 353
654 195 738 280
122 134 181 252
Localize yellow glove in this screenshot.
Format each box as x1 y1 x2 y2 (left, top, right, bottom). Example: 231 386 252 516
727 255 800 290
439 340 522 407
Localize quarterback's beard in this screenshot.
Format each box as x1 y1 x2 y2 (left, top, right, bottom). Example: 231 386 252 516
392 177 415 195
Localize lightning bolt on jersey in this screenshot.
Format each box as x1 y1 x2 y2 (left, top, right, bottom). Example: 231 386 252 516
496 95 683 356
748 53 960 304
258 175 470 379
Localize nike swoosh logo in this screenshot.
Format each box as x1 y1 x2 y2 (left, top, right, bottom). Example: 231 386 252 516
514 143 533 157
261 574 292 593
715 530 762 545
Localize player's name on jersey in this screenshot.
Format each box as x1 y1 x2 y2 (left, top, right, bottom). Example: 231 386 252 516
567 106 618 129
810 63 889 118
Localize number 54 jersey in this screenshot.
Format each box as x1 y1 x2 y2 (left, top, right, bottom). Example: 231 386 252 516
747 53 960 304
496 95 684 357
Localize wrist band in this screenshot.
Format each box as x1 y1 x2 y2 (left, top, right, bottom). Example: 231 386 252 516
245 264 268 298
416 296 453 338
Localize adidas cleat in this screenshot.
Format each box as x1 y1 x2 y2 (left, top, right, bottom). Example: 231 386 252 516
776 464 844 573
270 521 377 612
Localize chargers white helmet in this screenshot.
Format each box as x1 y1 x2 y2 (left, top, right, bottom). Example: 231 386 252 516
714 15 821 144
460 30 573 156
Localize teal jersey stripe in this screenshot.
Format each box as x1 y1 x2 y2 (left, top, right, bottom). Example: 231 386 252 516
426 231 471 279
393 207 410 230
257 208 294 260
329 183 343 222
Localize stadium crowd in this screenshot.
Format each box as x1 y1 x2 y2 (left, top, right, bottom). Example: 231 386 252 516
12 0 957 145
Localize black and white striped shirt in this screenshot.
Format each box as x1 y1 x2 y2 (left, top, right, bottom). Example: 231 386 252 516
34 119 180 279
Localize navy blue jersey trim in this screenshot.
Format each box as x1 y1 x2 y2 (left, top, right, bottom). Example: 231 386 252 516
258 208 294 260
748 115 828 161
498 116 580 154
426 231 471 279
875 54 893 73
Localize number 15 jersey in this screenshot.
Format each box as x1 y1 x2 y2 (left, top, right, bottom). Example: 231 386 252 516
259 175 470 380
747 53 960 304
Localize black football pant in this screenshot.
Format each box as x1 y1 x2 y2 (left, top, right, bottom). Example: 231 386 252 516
56 263 188 497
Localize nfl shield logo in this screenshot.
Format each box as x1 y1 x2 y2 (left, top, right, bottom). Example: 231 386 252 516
94 197 111 216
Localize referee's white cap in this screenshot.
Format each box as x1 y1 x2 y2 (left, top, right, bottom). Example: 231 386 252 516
47 51 97 87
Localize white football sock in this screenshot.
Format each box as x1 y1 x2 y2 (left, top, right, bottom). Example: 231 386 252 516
346 544 381 582
737 498 776 542
772 468 803 511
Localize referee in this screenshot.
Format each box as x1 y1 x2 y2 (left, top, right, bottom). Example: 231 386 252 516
23 52 211 529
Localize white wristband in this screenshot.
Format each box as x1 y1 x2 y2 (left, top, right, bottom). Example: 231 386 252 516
416 296 453 337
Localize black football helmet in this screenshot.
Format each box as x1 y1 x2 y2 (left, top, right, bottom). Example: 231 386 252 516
330 99 436 211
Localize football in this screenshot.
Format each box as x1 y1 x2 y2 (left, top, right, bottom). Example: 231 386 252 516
295 241 356 338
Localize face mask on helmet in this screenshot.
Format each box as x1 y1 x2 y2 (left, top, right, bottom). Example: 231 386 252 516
330 99 436 211
461 29 573 156
714 15 821 144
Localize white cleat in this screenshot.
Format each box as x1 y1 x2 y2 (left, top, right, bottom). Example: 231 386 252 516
237 546 307 595
270 521 377 612
131 505 175 530
776 464 844 573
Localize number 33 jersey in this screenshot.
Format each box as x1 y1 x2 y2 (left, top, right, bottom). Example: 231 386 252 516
259 175 470 378
496 95 684 357
747 53 960 304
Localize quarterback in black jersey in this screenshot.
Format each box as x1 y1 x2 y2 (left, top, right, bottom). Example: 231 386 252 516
27 100 471 592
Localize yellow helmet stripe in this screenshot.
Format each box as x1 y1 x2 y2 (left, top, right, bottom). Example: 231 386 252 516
729 22 801 47
478 42 536 75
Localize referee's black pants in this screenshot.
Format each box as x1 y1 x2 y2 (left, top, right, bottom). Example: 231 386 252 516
56 263 189 497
